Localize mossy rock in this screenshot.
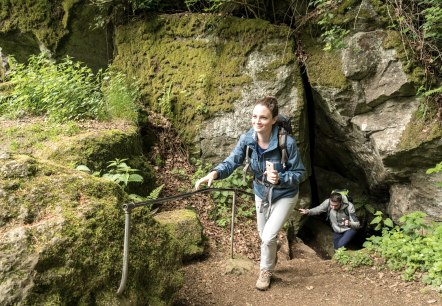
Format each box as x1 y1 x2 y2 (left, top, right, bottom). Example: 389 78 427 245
0 0 74 58
301 34 349 89
0 153 183 305
112 13 295 144
0 119 156 196
155 209 206 261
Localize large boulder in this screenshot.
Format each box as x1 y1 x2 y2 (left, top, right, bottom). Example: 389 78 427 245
389 170 442 223
0 153 183 305
0 1 110 70
155 209 206 261
0 118 155 197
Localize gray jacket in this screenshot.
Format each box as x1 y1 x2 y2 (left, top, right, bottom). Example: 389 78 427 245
308 198 360 233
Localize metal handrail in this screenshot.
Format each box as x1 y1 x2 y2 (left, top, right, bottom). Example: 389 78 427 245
116 187 254 295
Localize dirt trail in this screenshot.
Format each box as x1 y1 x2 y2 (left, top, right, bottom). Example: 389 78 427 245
174 242 441 306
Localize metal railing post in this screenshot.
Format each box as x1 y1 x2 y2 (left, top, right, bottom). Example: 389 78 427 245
116 204 132 295
230 192 236 259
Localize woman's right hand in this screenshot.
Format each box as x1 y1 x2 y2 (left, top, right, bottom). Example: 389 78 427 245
194 171 218 190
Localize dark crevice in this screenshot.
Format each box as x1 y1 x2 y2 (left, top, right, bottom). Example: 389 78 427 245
300 62 319 206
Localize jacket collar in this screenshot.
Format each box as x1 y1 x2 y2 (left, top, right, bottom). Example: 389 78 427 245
245 125 279 150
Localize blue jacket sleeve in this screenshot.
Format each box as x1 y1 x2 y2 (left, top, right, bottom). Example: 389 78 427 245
213 134 247 179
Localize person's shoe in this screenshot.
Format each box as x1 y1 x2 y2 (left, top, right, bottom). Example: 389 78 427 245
255 270 272 291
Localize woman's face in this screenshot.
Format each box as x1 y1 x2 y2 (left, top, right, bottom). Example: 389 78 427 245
252 104 277 134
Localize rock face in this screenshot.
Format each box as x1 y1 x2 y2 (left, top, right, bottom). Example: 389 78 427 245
0 2 111 71
0 119 197 305
305 30 442 222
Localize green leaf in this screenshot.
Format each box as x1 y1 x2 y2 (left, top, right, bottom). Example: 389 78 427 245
76 165 90 172
371 216 382 224
129 174 144 183
384 218 394 228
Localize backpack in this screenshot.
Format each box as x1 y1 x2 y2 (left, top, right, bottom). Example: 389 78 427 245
242 115 292 182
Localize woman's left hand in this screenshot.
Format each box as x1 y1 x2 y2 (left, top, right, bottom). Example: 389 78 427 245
265 169 279 185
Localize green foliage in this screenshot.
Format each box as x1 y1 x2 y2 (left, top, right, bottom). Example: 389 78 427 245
129 184 164 204
420 1 442 44
102 158 144 188
310 0 349 51
370 210 394 232
129 0 160 10
426 161 442 188
158 83 174 119
185 0 267 18
0 53 141 124
192 161 254 227
91 0 160 12
2 53 103 122
210 168 254 227
76 158 143 191
384 0 442 114
101 70 140 123
363 211 442 287
333 248 373 267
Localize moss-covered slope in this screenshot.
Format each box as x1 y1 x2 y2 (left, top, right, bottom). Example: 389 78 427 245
0 119 155 196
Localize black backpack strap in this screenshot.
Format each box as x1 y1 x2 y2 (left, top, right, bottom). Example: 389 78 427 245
278 127 288 170
243 145 251 183
326 199 331 220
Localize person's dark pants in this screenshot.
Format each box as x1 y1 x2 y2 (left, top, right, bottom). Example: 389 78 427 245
333 229 357 250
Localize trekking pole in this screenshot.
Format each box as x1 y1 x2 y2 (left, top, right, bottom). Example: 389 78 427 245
230 192 236 259
116 187 253 295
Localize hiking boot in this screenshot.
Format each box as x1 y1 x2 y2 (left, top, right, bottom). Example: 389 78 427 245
255 270 272 291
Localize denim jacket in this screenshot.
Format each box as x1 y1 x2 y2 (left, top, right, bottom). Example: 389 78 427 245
213 125 305 202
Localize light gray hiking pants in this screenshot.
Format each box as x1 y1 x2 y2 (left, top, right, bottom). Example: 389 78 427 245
255 194 298 272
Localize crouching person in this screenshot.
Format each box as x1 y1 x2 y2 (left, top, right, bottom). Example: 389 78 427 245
299 192 360 250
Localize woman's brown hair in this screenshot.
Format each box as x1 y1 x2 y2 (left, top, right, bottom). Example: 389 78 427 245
255 96 279 118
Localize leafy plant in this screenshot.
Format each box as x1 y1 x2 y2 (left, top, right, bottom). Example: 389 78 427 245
370 210 394 231
192 161 254 227
102 158 144 188
1 53 141 124
363 211 442 287
101 70 140 123
426 161 442 187
76 158 143 190
333 247 373 267
3 53 103 122
310 0 349 51
384 0 442 118
210 169 254 227
128 184 164 205
158 83 174 118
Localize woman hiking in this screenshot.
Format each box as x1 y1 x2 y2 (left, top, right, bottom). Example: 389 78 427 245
194 96 305 291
